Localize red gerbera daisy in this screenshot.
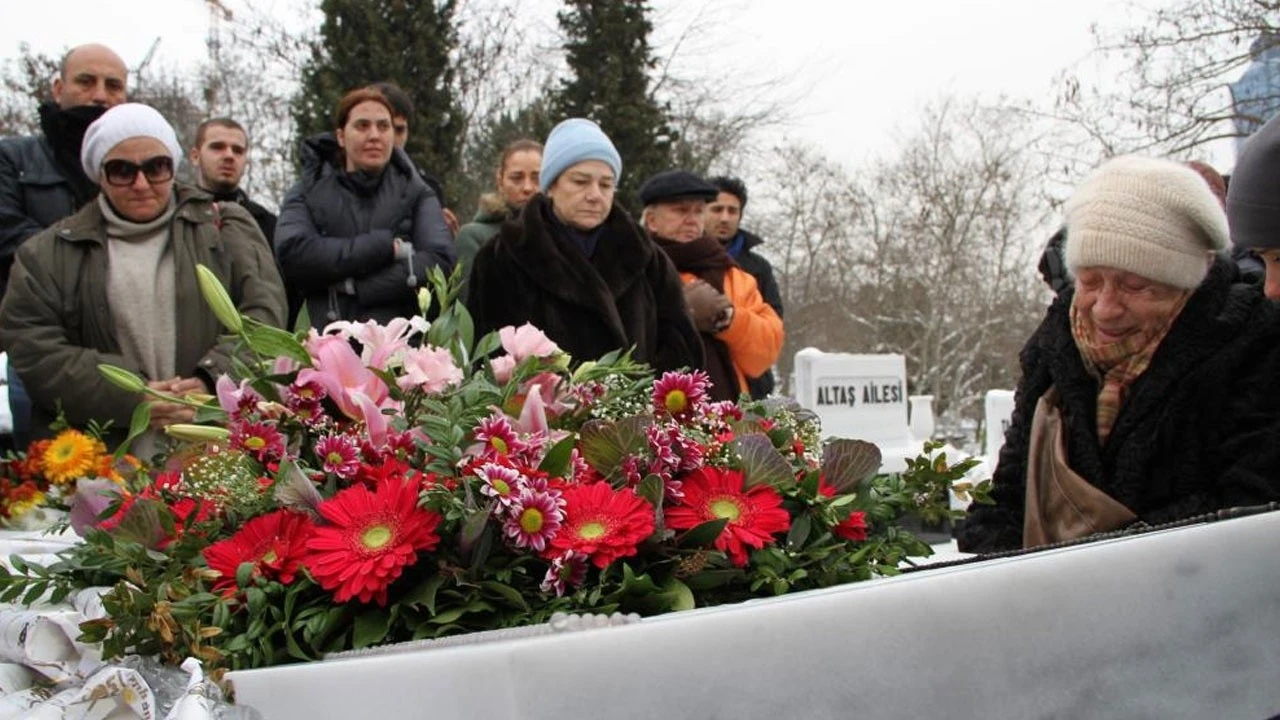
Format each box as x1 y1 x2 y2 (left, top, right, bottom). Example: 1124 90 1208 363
203 510 313 597
652 371 710 420
666 467 791 567
304 479 442 605
548 482 655 569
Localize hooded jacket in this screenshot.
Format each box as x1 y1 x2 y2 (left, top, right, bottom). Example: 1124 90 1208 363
0 184 287 445
467 194 703 373
274 133 455 329
959 257 1280 553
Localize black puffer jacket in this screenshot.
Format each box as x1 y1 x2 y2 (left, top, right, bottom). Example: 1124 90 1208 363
0 136 80 300
467 195 703 373
959 257 1280 553
274 134 455 329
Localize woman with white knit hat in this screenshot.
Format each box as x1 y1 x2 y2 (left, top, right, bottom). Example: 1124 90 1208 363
466 118 702 372
0 103 286 451
959 155 1280 553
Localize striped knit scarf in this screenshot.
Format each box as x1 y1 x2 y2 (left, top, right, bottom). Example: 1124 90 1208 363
1069 293 1189 445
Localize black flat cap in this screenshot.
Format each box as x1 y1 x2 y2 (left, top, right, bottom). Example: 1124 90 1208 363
638 170 720 207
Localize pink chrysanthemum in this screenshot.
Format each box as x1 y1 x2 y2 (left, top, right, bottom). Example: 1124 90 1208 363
473 413 522 461
652 371 710 420
503 488 565 552
476 462 523 508
540 550 589 596
666 466 791 567
230 420 286 463
304 479 441 605
315 434 361 480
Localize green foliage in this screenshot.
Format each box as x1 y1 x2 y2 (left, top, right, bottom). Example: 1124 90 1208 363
293 0 464 204
552 0 677 215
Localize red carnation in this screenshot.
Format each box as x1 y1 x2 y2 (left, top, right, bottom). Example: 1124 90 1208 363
203 510 313 597
832 510 868 542
548 482 655 569
304 478 442 605
666 467 791 567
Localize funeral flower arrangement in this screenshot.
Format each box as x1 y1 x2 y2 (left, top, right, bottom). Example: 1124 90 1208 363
0 428 141 529
0 268 982 672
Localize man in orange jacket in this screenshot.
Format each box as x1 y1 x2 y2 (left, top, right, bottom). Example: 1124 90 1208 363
639 170 784 401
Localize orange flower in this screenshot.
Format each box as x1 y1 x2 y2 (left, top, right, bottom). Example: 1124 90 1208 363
41 430 106 485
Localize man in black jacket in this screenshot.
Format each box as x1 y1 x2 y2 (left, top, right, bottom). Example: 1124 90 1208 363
707 176 783 398
188 117 277 244
0 43 127 448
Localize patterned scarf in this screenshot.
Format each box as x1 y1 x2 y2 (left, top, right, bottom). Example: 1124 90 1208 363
1069 292 1189 445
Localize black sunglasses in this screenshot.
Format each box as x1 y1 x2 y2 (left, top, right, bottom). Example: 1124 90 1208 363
102 156 175 187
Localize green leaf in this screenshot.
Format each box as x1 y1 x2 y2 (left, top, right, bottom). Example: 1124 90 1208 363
787 512 812 550
352 607 392 649
636 474 665 509
620 564 661 595
293 303 312 336
538 435 577 478
242 319 311 365
403 575 445 614
681 569 743 591
677 517 728 548
578 416 651 479
734 434 794 489
473 331 502 362
114 402 153 461
459 509 490 556
235 561 256 590
429 600 493 625
478 581 529 611
822 439 883 493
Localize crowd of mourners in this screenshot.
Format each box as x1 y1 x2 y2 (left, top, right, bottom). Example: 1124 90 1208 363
2 43 1279 554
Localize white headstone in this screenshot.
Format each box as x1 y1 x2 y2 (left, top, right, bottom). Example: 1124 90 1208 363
983 389 1016 458
793 351 916 471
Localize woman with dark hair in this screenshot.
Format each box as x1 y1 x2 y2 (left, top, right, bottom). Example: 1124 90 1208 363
275 87 455 328
466 119 701 372
455 138 543 282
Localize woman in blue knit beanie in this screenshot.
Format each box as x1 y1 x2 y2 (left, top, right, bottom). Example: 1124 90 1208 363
465 118 702 372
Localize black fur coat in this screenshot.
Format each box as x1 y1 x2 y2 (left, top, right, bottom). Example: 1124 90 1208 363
466 195 703 372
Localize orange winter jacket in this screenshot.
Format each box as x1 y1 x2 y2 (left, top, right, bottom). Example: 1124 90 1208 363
677 267 784 394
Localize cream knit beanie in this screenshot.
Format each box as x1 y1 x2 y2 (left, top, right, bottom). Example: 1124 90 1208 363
1064 155 1228 290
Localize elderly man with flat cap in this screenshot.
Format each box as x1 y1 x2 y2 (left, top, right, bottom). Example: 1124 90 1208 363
640 169 783 401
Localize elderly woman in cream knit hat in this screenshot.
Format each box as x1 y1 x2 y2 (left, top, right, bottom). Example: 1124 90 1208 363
960 155 1280 553
0 103 286 451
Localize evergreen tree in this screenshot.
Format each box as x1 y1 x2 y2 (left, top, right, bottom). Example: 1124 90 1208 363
293 0 464 204
552 0 676 215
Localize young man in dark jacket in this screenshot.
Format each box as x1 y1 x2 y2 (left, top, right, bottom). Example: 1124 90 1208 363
188 117 277 245
706 176 784 398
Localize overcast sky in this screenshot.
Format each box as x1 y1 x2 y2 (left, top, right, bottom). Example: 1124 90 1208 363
2 0 1226 173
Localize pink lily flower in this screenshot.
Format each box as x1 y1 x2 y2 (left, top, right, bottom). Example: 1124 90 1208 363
215 374 263 416
321 317 429 370
298 333 391 419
